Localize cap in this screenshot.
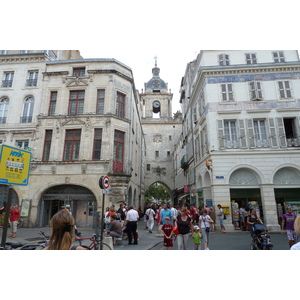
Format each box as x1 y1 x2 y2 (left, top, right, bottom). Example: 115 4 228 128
194 225 200 230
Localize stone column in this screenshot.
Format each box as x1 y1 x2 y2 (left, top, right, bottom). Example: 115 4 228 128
211 184 234 231
260 184 280 232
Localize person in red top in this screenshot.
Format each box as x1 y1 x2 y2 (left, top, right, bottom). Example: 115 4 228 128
161 217 173 250
10 204 20 238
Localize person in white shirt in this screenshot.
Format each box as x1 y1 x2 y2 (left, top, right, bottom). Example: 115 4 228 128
170 204 178 225
124 205 139 245
145 205 156 233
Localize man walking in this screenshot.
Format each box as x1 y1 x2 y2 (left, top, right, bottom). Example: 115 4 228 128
145 205 156 233
160 204 173 225
281 206 298 248
124 205 139 245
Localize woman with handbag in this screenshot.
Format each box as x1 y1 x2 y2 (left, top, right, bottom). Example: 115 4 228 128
199 209 214 250
175 207 194 250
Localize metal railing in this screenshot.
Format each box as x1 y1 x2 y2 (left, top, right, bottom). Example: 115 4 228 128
2 80 13 87
20 116 32 123
108 160 132 175
26 79 37 86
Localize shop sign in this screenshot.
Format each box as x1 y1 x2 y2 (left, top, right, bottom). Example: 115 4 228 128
184 185 189 192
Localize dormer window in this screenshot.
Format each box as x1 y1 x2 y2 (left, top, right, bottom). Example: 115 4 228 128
73 68 85 77
273 51 285 63
218 54 230 66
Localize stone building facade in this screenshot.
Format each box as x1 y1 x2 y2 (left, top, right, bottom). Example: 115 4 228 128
0 50 145 227
175 50 300 231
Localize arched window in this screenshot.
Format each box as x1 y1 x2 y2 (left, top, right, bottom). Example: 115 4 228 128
21 96 34 123
0 98 9 123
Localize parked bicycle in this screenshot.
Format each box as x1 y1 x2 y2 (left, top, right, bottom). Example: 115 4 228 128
17 217 24 228
75 233 112 250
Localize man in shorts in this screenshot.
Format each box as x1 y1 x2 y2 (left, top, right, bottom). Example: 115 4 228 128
281 206 298 248
217 204 226 233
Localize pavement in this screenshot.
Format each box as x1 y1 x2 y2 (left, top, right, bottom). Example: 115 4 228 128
0 221 293 250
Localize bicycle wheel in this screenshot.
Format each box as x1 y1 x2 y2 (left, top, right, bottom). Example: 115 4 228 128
17 218 24 228
99 242 112 250
80 245 91 250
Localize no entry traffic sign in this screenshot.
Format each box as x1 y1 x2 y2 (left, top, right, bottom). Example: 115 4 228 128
99 175 110 189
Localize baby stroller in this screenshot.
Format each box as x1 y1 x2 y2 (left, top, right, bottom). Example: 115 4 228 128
250 223 269 250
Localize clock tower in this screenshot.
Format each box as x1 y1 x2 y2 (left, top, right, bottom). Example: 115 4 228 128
140 58 182 204
140 58 173 119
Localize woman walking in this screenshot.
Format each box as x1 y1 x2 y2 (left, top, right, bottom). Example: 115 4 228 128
175 207 194 250
199 209 214 250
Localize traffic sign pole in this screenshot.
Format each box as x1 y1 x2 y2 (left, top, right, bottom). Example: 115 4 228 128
99 175 110 250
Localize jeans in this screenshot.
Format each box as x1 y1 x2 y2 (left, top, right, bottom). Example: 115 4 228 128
177 233 190 250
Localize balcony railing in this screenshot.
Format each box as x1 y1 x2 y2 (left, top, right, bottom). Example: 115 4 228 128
255 139 270 148
108 160 132 175
287 138 300 147
2 80 13 87
26 79 37 87
20 116 32 123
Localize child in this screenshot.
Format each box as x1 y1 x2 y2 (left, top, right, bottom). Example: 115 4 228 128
161 217 173 250
260 228 273 250
193 225 202 250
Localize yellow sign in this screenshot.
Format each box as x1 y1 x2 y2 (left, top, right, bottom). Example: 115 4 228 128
0 144 31 186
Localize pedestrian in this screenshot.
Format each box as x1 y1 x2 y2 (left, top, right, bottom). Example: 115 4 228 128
239 205 245 230
175 207 194 250
199 209 214 250
9 204 20 238
44 209 86 250
247 208 263 238
145 205 156 233
104 207 110 230
281 206 298 248
217 204 226 233
0 201 7 228
243 207 250 231
193 225 202 250
259 228 273 250
290 216 300 250
124 205 139 245
160 204 173 225
116 203 126 227
161 217 173 250
170 203 178 225
106 214 122 245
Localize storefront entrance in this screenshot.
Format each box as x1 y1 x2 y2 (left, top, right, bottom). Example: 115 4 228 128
38 185 96 228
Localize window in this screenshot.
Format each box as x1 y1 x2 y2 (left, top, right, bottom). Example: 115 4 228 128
21 50 29 54
218 54 230 66
73 68 85 77
0 98 9 124
116 92 125 118
278 81 292 99
224 121 238 148
93 128 102 160
249 81 263 100
68 90 84 115
246 53 257 64
167 151 170 156
16 140 29 149
48 91 57 116
283 118 299 147
221 84 234 101
273 51 285 63
0 50 8 55
147 164 151 171
20 97 34 123
63 129 81 161
169 135 172 141
42 130 53 161
96 89 105 115
155 151 159 157
2 72 14 87
113 130 125 173
26 71 38 86
253 120 268 147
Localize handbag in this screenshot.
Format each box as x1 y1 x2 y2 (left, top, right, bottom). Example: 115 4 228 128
173 226 179 235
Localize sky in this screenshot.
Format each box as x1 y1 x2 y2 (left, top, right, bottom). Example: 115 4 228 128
3 0 300 296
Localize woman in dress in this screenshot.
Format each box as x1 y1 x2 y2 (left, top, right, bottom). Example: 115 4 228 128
199 209 214 250
175 207 194 250
44 209 86 250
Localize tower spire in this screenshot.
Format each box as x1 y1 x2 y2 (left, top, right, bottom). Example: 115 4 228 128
154 55 157 67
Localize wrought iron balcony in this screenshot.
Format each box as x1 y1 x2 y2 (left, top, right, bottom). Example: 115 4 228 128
286 138 300 147
2 80 13 87
108 160 132 175
26 79 37 86
20 116 32 123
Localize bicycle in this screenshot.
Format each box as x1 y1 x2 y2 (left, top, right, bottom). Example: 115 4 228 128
75 233 112 250
17 217 24 228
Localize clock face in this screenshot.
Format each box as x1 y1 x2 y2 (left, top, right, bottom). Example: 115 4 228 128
153 101 160 108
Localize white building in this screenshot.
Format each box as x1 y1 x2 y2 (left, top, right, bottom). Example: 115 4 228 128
175 50 300 231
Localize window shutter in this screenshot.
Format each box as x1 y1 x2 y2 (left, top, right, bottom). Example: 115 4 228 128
268 118 278 148
217 120 225 149
246 119 255 148
257 82 262 99
239 119 247 148
277 117 287 147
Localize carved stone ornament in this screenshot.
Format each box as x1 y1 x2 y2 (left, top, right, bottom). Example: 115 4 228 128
153 135 162 142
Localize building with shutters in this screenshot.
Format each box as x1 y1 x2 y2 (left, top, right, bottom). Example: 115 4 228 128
176 50 300 231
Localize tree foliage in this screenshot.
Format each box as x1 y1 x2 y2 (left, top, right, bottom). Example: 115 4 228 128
144 183 170 203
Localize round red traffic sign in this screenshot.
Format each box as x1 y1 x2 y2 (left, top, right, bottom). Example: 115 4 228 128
102 175 110 189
